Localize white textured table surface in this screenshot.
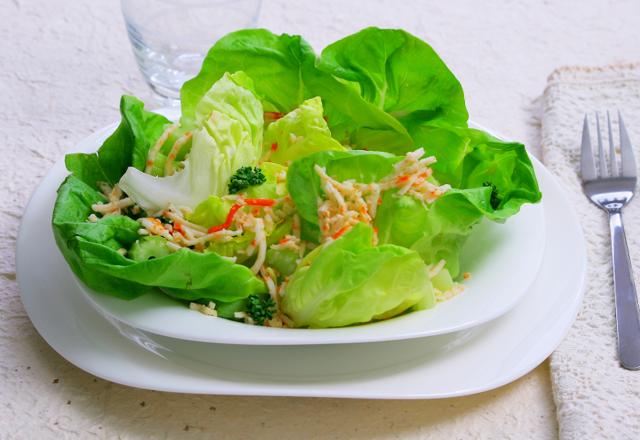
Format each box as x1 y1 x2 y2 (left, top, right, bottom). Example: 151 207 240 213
2 0 639 438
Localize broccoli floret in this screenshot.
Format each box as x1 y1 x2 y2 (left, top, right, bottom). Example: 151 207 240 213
483 181 501 210
246 294 276 325
228 166 266 194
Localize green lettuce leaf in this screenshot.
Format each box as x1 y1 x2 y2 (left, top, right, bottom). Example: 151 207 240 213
65 95 171 187
118 73 263 211
52 175 266 301
281 223 434 328
317 27 468 125
263 97 346 164
303 27 467 152
374 189 484 278
180 29 317 126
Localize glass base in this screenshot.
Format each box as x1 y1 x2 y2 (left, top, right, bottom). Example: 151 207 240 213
148 82 182 108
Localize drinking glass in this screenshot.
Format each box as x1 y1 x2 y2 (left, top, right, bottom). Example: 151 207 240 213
121 0 262 104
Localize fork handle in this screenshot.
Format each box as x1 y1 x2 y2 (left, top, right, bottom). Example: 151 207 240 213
609 210 640 370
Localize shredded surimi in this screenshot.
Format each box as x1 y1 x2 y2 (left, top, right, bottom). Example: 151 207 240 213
314 165 374 242
270 234 302 253
91 197 135 215
428 259 446 278
250 218 267 274
379 148 451 204
164 131 193 176
190 302 218 317
261 267 278 299
145 123 178 173
435 284 465 302
138 217 173 240
162 207 207 233
313 147 450 243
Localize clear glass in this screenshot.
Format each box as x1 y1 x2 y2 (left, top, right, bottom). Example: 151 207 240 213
121 0 262 104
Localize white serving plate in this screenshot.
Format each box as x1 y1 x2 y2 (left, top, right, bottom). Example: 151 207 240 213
68 109 546 345
17 155 585 398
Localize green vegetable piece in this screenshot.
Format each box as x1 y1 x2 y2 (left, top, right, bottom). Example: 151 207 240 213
431 268 455 292
228 166 266 194
265 248 298 277
128 236 174 262
214 299 249 319
263 97 346 164
188 196 234 228
247 294 277 325
207 233 254 264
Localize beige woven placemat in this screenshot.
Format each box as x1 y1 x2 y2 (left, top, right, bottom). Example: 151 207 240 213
542 63 640 439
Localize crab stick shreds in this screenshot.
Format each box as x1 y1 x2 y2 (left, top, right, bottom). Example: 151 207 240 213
331 225 351 240
145 123 178 173
264 111 284 121
244 198 276 207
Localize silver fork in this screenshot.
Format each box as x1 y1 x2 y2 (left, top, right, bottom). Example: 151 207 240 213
581 111 640 370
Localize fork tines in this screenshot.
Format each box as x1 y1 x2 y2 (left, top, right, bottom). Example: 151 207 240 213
581 111 637 181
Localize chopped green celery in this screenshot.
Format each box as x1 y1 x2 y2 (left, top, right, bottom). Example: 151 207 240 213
128 236 174 261
265 248 298 277
431 267 454 292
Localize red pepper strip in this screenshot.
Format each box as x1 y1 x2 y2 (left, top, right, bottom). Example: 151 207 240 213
244 198 276 207
264 111 284 120
331 225 351 240
208 203 242 233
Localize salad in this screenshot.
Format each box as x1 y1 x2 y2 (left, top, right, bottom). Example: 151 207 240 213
52 28 541 329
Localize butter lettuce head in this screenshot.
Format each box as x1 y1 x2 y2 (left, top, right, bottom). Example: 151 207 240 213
52 27 542 329
118 72 263 212
281 224 434 328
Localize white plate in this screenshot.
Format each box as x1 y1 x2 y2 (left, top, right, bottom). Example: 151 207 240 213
17 156 585 398
67 110 546 345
